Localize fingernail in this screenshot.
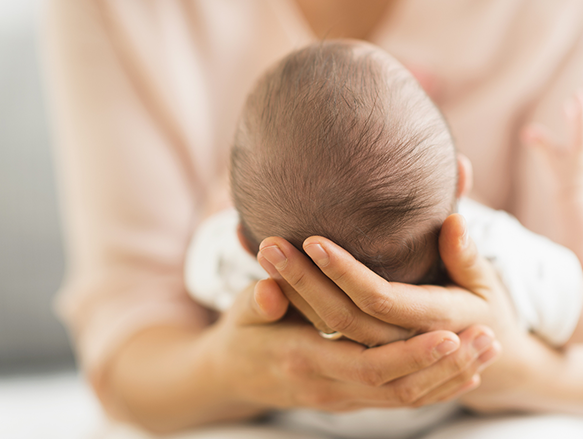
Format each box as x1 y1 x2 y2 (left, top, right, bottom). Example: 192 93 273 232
473 334 493 353
477 341 502 372
304 243 330 267
259 245 287 270
258 256 282 279
434 339 459 358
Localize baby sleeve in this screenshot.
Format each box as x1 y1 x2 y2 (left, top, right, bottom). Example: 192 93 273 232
184 209 267 312
460 198 583 346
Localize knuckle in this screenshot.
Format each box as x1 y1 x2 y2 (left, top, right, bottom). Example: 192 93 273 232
451 368 475 388
286 268 309 291
280 350 311 379
410 352 431 372
449 348 473 372
458 366 479 385
357 364 385 387
359 293 394 318
325 308 358 333
329 265 350 284
448 354 466 373
393 382 419 405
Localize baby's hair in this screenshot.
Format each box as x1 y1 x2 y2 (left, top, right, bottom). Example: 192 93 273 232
230 41 457 283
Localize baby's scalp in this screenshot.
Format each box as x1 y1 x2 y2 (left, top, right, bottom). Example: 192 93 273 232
230 40 458 284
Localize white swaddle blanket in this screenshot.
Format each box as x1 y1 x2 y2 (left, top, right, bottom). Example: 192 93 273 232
184 198 583 439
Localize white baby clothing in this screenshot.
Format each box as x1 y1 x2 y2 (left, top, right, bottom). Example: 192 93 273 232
184 197 583 439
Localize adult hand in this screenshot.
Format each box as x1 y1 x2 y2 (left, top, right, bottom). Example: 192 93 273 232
256 213 519 350
208 277 499 412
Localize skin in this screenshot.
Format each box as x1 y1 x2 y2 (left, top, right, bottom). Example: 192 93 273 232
105 273 498 433
255 216 583 415
294 0 397 40
97 2 583 433
103 163 503 433
103 57 583 439
522 90 583 346
256 134 583 414
522 90 583 265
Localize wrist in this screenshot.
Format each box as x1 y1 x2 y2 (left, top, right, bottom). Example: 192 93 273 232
185 322 271 420
460 334 545 412
511 337 583 414
106 324 267 433
470 334 574 413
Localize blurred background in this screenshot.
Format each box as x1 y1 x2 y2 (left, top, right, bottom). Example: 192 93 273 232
0 0 71 373
0 1 104 437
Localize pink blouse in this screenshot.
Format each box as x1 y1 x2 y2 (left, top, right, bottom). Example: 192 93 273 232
44 0 583 401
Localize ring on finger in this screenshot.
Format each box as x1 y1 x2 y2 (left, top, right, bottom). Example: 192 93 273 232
318 330 343 340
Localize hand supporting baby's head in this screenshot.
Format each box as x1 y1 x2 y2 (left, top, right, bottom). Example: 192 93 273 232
231 40 459 284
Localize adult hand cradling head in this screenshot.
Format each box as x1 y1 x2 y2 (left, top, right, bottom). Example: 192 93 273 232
211 223 500 413
256 213 507 408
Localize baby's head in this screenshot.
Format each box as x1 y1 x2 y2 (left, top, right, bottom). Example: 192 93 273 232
230 41 470 284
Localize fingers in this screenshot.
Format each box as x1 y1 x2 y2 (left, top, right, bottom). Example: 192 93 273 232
259 237 412 345
300 235 478 331
312 326 499 410
521 122 563 154
383 325 500 407
313 330 461 386
257 240 337 332
233 279 289 326
410 339 501 407
284 329 460 412
522 90 583 157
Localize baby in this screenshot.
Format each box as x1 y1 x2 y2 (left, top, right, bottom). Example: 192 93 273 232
185 41 583 438
231 40 454 286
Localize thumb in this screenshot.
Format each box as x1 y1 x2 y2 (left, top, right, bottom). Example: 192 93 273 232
439 214 495 298
233 278 290 326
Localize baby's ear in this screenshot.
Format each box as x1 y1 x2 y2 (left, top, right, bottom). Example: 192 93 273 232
456 154 473 198
236 222 257 256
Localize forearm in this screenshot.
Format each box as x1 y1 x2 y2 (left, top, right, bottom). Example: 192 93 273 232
98 325 268 434
463 334 583 415
518 339 583 414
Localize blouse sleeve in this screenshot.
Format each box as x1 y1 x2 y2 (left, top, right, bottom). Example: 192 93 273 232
43 0 213 397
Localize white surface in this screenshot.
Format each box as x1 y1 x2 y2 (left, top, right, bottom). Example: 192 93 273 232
1 370 583 439
0 371 323 439
0 371 105 439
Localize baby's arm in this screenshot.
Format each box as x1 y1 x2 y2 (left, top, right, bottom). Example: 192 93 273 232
522 91 583 345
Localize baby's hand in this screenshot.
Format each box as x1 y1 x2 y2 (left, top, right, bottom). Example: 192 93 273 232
521 90 583 194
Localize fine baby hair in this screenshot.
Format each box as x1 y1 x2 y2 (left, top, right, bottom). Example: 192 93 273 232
230 41 457 284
